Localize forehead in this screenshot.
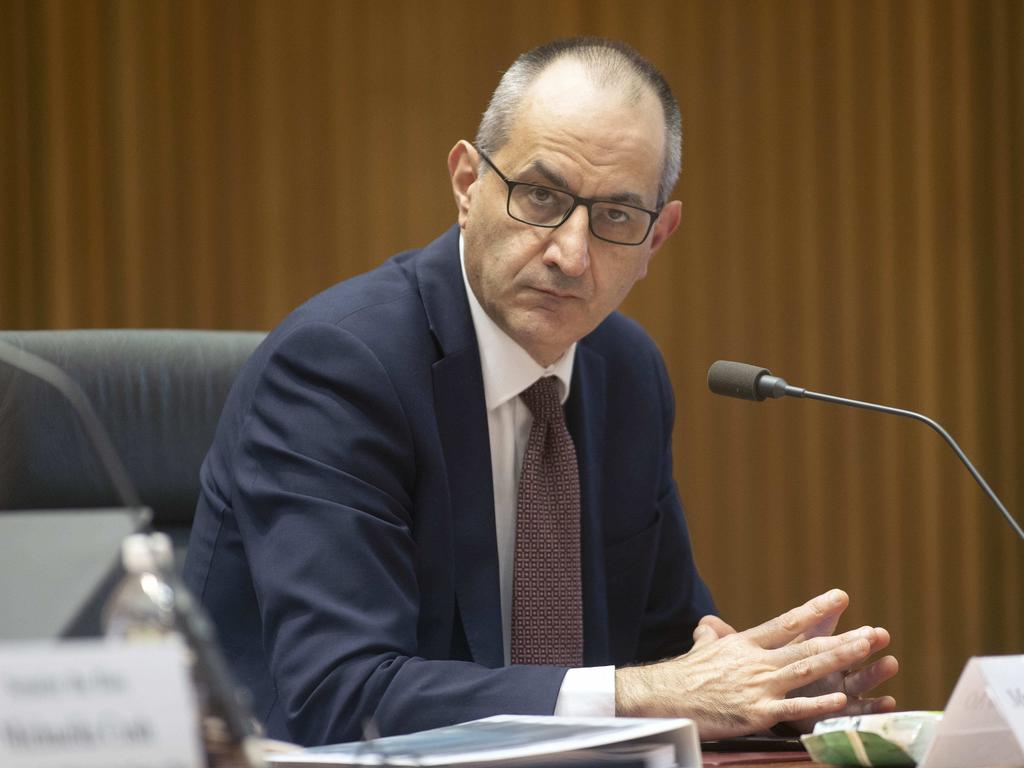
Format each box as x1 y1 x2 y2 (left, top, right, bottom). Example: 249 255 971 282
498 59 666 200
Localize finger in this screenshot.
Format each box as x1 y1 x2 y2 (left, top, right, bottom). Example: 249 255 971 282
836 695 898 717
691 623 718 648
769 692 846 726
795 609 843 642
844 655 899 696
865 627 892 655
772 626 877 667
699 614 738 637
745 589 849 649
781 694 897 733
776 636 873 691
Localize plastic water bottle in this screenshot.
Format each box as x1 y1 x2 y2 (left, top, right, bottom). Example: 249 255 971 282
103 532 263 767
103 532 177 639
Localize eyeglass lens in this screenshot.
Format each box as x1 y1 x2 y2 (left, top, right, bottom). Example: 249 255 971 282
508 184 652 245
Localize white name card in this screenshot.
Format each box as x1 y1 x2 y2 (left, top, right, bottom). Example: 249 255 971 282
0 636 203 768
918 655 1024 768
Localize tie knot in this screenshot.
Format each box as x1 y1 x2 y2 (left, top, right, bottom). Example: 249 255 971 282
520 376 562 421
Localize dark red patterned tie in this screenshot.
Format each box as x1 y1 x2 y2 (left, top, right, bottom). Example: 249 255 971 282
511 376 583 666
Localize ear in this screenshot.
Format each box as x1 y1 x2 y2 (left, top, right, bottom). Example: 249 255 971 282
448 140 479 229
648 199 682 254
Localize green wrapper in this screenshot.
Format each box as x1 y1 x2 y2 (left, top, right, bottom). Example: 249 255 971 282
801 711 943 766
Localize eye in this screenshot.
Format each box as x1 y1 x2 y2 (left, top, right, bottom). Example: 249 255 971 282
526 186 557 206
598 206 633 226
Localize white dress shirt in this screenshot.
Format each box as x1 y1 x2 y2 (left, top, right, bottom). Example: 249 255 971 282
459 236 614 716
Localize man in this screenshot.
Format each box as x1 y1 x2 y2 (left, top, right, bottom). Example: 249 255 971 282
184 38 898 746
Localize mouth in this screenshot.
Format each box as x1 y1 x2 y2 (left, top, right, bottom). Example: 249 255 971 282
527 285 580 301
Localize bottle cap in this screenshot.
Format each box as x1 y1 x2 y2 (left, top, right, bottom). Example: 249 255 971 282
147 532 175 570
121 532 176 573
121 534 158 573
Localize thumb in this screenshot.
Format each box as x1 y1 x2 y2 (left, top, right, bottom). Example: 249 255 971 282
692 623 718 649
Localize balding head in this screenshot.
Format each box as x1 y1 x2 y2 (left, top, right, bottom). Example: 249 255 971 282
475 37 682 207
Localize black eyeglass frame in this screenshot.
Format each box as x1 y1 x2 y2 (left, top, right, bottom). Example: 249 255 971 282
474 146 662 247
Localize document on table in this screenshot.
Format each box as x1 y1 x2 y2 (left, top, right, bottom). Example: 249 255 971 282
265 714 699 767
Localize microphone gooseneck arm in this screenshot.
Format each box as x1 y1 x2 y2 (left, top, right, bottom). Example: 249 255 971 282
0 338 143 510
790 386 1023 542
708 359 1024 542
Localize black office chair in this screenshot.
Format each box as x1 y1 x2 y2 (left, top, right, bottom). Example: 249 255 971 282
0 330 265 555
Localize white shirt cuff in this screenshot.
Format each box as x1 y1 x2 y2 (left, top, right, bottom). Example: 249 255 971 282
553 665 616 717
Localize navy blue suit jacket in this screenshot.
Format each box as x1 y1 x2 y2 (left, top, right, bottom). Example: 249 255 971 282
183 226 714 745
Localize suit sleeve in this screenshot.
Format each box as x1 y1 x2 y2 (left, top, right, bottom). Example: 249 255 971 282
230 321 565 745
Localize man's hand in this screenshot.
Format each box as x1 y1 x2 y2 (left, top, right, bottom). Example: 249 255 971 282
779 600 898 731
614 589 897 739
695 592 899 731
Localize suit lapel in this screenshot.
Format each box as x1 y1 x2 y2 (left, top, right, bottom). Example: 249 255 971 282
415 226 614 668
418 228 504 668
566 343 611 665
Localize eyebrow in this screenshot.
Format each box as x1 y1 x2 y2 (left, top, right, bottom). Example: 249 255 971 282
522 159 651 209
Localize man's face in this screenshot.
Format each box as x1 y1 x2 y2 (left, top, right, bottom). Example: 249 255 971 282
450 59 682 366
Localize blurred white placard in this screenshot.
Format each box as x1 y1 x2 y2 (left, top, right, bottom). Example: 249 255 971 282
0 636 203 768
918 655 1024 768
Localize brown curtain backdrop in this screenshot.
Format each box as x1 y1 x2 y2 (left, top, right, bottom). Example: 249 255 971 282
2 0 1021 710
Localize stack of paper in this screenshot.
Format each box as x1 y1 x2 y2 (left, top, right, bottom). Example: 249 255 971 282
264 715 699 768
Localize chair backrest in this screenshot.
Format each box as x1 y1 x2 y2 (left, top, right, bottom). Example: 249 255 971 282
0 330 264 545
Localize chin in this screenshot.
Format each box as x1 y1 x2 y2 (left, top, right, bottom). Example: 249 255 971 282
525 333 576 365
507 306 589 356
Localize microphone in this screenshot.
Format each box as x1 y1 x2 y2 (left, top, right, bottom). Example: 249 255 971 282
707 360 1024 542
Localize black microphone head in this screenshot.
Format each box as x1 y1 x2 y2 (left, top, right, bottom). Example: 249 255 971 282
707 360 772 401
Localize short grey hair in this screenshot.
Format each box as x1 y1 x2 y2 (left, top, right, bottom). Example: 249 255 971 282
475 37 682 208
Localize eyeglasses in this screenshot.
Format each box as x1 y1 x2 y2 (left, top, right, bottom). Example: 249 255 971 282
475 146 661 246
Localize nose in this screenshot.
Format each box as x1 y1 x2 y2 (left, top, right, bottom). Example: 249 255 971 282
542 204 590 277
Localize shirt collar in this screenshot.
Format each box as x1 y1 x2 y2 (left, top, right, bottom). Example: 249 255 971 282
459 233 576 411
